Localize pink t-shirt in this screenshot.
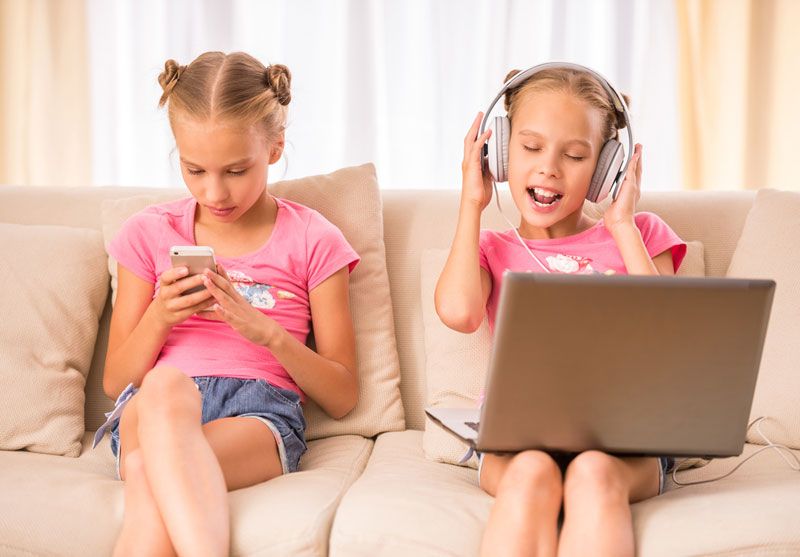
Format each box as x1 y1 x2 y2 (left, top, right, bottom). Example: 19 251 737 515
108 196 360 401
479 212 686 332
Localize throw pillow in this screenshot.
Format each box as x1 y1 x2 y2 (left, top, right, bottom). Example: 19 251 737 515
100 164 405 440
0 224 109 457
727 189 800 448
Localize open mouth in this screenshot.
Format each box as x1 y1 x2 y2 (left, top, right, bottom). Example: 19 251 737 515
527 187 563 208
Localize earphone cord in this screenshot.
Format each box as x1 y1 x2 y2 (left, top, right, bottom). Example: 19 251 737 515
671 416 800 487
492 181 551 273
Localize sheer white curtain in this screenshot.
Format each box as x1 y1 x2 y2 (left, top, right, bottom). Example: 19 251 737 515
88 0 681 190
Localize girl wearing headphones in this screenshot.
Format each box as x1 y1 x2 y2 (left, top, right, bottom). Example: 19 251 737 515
435 65 686 556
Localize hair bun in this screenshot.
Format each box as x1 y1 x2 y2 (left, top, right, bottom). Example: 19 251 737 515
265 64 292 106
158 59 185 107
502 69 522 112
504 69 522 84
616 93 631 129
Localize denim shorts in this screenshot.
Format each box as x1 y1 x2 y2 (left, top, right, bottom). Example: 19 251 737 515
477 451 675 495
100 376 307 480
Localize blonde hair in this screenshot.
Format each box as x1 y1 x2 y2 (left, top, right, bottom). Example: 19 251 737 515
157 51 291 142
502 67 629 142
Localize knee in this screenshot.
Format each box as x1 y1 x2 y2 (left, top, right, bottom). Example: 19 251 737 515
497 451 562 501
564 451 627 504
137 366 200 422
121 448 145 482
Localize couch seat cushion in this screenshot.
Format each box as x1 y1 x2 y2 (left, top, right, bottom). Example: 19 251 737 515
0 432 372 556
331 430 800 557
638 444 800 555
330 430 491 557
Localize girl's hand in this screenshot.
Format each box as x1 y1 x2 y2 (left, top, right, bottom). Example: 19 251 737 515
152 266 216 327
461 112 494 211
202 264 278 347
604 143 643 233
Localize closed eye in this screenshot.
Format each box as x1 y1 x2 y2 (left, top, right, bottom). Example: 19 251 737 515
522 146 540 152
566 155 586 161
186 169 247 176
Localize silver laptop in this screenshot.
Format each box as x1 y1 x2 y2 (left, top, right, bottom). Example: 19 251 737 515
426 273 775 459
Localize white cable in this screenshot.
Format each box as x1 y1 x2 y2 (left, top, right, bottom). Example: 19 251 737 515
754 416 800 471
671 416 800 487
492 181 552 273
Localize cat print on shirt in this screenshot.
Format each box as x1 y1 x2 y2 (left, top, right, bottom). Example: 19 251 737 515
543 254 616 275
227 269 296 309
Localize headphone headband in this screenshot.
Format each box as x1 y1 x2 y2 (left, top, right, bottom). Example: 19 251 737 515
479 62 635 184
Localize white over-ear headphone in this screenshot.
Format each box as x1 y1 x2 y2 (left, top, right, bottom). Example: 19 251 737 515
481 61 634 203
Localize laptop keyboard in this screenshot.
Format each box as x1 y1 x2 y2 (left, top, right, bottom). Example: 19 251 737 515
465 421 480 432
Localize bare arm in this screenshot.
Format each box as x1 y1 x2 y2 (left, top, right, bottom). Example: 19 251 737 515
203 265 358 419
435 112 494 333
609 224 676 276
262 267 358 419
604 144 676 277
435 201 493 332
103 265 215 399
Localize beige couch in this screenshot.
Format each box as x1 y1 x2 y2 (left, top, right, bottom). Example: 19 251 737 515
1 168 799 556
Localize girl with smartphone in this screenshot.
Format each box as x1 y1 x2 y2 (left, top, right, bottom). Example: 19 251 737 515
97 52 359 556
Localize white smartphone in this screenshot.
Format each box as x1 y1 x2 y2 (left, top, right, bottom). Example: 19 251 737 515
169 245 217 295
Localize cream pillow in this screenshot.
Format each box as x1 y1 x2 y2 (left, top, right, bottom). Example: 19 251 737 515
101 164 405 440
727 189 800 448
0 223 109 457
422 240 706 468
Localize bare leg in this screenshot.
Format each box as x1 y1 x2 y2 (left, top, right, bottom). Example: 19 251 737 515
113 394 176 556
200 416 283 491
480 451 563 557
118 393 142 480
133 367 229 557
133 367 285 556
558 451 660 557
112 449 176 557
113 367 285 556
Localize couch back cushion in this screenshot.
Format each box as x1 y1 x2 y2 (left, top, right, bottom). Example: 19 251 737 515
380 189 754 430
0 186 754 432
727 189 800 448
0 223 108 456
99 164 405 440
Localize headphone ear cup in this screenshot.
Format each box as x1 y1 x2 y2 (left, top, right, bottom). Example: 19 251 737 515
587 140 624 202
487 116 510 182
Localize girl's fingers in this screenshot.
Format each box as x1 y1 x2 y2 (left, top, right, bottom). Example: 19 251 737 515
216 263 231 282
203 268 236 299
202 273 225 298
213 303 230 318
168 287 213 311
625 149 640 184
189 298 217 316
464 112 483 145
469 128 493 162
202 277 241 318
161 274 204 300
176 274 206 294
635 145 643 184
159 266 189 287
